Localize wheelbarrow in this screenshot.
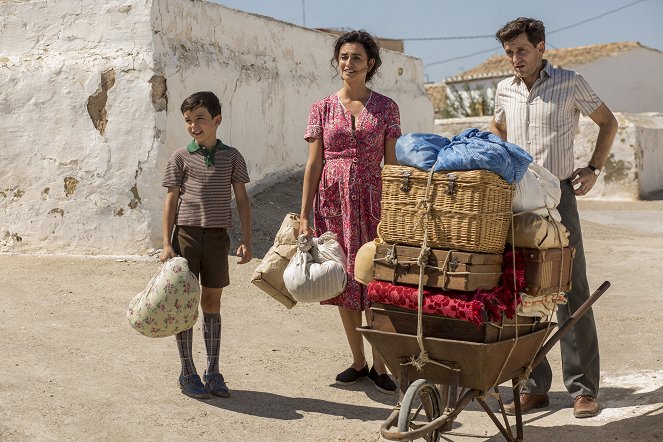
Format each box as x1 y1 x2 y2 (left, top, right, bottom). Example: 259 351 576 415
358 281 610 441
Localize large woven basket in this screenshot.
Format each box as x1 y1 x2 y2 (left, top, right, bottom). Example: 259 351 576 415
379 165 513 254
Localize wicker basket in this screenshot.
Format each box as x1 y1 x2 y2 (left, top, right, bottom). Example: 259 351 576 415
379 165 513 254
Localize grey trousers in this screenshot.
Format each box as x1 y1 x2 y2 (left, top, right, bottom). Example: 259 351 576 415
522 180 600 398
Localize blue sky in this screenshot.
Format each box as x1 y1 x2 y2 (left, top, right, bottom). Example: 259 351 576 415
213 0 662 83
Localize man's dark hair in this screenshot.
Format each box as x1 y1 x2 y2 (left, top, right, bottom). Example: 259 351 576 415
495 17 545 47
331 29 382 82
181 91 221 117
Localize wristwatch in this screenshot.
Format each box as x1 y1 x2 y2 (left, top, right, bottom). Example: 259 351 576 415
587 164 601 176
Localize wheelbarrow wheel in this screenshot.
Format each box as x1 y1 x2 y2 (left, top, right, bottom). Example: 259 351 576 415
397 379 442 441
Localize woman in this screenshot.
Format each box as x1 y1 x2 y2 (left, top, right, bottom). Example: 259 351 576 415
299 30 401 393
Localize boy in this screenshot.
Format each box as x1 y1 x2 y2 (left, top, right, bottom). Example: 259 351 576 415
160 91 253 398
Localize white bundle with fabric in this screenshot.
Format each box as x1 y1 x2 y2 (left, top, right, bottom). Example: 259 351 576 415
283 232 347 303
513 163 562 221
127 257 200 338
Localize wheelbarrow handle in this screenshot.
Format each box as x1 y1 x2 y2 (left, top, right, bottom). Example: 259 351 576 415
531 281 610 368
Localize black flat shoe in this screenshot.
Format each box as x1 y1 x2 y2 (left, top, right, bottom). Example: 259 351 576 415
368 366 397 394
335 364 369 385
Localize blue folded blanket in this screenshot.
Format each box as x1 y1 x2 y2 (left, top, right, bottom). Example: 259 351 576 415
396 128 533 183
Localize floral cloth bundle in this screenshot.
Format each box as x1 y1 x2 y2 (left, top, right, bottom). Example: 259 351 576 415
127 257 200 338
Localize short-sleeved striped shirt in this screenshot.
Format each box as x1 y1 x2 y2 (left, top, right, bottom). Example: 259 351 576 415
494 60 603 180
162 140 250 229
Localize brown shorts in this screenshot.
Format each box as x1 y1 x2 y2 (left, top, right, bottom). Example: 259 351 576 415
172 225 230 289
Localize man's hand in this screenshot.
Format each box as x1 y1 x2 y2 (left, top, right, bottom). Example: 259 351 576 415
236 244 252 264
570 167 599 196
159 245 177 262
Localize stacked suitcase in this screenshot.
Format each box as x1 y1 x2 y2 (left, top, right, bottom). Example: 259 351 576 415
367 165 573 341
373 165 512 293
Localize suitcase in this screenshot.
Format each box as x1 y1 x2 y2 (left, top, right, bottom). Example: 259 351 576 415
373 243 503 291
371 303 549 343
519 247 575 296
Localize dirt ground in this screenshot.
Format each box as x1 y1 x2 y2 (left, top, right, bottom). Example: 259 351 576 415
1 172 662 442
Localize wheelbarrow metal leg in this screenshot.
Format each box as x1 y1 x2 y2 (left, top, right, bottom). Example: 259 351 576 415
531 281 610 369
476 396 517 442
512 378 523 441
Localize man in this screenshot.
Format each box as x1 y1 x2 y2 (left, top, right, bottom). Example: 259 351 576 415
490 17 618 418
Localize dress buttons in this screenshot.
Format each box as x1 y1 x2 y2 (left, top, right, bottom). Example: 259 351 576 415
352 158 358 163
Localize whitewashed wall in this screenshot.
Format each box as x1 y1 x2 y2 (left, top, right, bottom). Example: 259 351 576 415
575 48 663 114
0 0 433 255
434 113 663 200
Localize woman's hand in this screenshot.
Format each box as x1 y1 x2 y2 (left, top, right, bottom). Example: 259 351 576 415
298 217 313 237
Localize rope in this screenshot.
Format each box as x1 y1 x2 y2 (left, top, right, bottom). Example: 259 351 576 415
403 163 438 371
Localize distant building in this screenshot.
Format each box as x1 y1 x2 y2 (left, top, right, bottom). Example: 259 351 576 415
315 28 404 53
432 42 663 117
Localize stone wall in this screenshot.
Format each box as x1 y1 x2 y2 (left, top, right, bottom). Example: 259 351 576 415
0 0 433 255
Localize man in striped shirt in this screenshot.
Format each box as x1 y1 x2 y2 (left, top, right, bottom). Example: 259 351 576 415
490 17 618 418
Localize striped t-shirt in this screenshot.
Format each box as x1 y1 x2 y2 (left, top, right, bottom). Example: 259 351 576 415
494 60 603 180
162 140 250 229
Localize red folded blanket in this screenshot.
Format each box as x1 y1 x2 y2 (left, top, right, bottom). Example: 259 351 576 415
367 250 526 325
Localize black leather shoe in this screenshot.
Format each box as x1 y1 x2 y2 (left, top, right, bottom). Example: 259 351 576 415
204 371 231 398
368 366 397 394
335 364 369 385
504 393 549 415
179 374 211 399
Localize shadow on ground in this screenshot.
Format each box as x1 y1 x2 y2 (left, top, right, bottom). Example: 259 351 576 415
445 384 663 441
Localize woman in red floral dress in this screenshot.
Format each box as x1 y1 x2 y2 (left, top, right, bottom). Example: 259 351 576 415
299 30 401 393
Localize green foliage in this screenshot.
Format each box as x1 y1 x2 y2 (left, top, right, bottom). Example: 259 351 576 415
440 83 495 119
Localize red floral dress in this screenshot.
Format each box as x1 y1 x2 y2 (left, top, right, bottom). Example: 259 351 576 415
305 92 401 311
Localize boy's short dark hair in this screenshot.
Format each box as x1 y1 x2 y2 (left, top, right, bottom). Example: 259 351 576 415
181 91 222 117
331 29 382 82
495 17 545 47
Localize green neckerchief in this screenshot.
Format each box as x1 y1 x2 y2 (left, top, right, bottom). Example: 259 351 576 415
186 139 228 167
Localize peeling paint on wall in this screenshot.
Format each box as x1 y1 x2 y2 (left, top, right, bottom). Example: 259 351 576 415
128 184 141 209
87 69 116 135
604 154 631 184
48 208 64 217
2 231 22 243
114 208 125 216
0 187 18 199
41 187 50 199
64 177 79 196
149 75 168 112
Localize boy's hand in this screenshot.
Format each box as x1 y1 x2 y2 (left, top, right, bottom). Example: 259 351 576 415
236 244 252 264
159 245 177 263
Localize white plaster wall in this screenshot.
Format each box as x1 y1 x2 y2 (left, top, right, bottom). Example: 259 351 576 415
0 0 159 255
574 48 663 113
0 0 433 255
148 0 433 248
433 113 663 200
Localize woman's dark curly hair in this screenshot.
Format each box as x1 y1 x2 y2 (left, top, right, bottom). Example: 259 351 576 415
331 30 382 82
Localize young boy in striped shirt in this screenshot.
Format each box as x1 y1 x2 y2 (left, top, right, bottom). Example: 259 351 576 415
160 91 253 398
